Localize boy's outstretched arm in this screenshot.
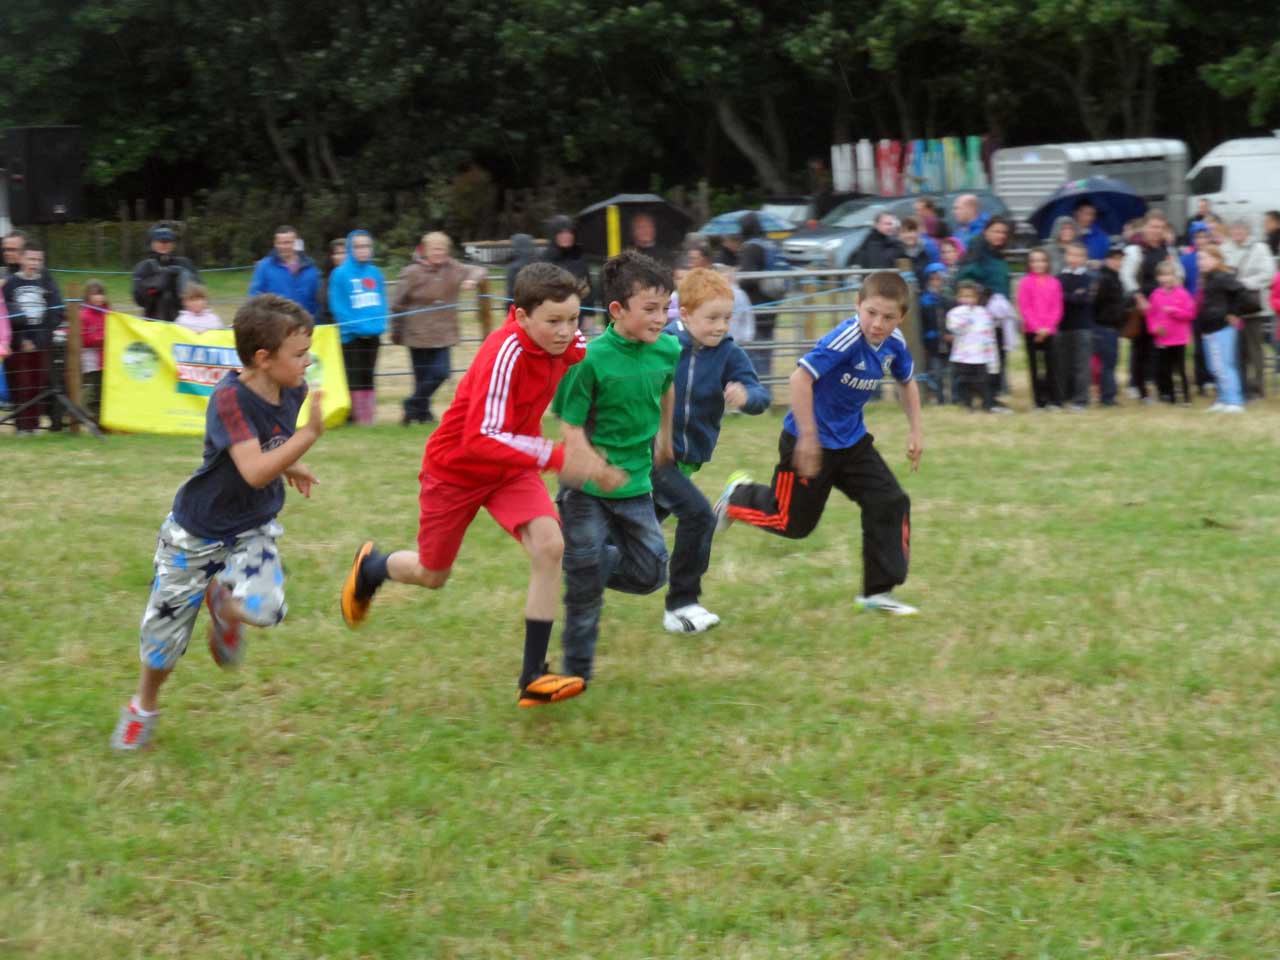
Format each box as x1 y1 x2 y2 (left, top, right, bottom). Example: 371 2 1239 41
724 344 771 413
899 379 924 472
230 390 325 489
559 424 626 491
654 385 675 467
788 367 822 479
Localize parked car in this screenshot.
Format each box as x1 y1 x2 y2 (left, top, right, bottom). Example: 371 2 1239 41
759 192 873 229
781 190 1009 269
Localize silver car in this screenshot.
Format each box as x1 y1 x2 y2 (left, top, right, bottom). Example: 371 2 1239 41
782 191 1010 268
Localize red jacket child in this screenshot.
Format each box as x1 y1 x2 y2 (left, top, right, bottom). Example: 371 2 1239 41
423 305 587 486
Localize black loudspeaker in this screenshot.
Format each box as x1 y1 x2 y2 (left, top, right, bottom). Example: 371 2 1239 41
3 126 84 223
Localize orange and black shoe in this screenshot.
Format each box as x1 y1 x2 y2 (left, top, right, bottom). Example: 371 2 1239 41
340 540 380 628
518 668 587 708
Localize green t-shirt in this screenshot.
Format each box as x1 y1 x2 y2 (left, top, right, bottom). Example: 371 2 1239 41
552 324 680 498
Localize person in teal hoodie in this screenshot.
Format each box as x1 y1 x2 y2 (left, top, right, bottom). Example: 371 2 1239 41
652 268 769 634
328 229 387 425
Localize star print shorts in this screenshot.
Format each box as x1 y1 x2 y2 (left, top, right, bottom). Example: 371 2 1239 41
138 514 288 670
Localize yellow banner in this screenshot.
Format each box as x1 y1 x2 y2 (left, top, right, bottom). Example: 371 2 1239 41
100 313 350 435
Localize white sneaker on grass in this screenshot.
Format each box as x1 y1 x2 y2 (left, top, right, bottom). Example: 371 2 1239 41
1205 402 1225 413
855 593 919 616
1221 404 1245 414
663 604 721 634
713 470 752 534
110 703 159 752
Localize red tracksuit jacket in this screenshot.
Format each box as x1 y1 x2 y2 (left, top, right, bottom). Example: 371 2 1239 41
423 308 587 486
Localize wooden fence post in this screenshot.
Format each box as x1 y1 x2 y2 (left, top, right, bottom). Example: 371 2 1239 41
65 281 83 436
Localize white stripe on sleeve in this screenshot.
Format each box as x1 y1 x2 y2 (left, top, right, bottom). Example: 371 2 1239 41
481 335 521 436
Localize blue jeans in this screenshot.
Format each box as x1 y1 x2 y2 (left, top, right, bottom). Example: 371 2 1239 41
1093 327 1119 405
559 488 669 680
650 464 714 611
1203 325 1242 406
405 346 452 421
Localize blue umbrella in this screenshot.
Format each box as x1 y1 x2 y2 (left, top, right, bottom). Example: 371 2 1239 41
699 210 795 237
1029 177 1147 239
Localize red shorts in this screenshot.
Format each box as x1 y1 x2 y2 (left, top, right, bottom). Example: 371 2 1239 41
417 469 558 571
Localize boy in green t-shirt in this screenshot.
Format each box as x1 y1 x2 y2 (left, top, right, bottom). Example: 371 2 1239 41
552 250 680 683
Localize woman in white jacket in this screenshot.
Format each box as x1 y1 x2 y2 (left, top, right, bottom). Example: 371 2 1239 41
1222 221 1278 400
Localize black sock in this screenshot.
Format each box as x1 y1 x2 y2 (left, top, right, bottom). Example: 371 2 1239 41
520 619 554 687
358 550 390 595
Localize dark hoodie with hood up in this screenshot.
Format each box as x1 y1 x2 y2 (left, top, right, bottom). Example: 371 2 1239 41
541 215 596 309
506 234 536 295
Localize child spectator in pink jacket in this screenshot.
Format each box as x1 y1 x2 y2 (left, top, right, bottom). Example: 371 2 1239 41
79 279 110 420
1015 248 1063 410
1147 262 1195 405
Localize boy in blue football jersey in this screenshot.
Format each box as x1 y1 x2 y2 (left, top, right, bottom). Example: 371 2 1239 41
714 271 924 615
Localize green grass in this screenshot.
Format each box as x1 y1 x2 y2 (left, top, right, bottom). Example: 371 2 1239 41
4 389 1280 958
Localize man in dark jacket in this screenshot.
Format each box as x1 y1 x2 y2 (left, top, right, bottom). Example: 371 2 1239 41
856 213 906 269
627 212 677 268
132 224 200 323
1092 245 1126 406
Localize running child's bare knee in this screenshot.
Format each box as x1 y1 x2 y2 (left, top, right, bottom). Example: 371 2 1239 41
410 565 450 589
525 524 564 568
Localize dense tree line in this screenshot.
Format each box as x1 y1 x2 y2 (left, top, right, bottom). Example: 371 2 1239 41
1 0 1277 212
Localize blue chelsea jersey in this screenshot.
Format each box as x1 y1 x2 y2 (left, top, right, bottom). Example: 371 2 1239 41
784 316 914 449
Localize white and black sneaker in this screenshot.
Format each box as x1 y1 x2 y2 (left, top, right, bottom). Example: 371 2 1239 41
663 604 721 634
855 593 919 616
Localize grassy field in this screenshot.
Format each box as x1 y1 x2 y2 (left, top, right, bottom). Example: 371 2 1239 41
4 383 1280 958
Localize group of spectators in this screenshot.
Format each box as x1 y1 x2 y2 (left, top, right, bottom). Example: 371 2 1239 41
917 205 1280 413
8 197 1279 433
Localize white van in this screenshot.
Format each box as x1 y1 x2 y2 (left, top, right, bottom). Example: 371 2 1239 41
1186 134 1280 236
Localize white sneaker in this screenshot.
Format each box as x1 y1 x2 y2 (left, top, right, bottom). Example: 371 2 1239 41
855 593 919 616
1205 402 1225 413
663 604 721 634
1221 404 1245 414
713 470 752 534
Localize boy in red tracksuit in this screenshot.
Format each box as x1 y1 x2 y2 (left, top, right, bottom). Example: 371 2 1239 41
340 262 624 707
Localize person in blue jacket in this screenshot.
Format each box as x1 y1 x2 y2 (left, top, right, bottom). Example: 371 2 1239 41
248 225 321 317
652 268 770 635
328 229 387 425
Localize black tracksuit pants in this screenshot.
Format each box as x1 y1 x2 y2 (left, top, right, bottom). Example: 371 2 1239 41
726 431 910 596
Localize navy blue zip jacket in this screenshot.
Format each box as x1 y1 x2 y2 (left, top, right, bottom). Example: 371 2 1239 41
666 319 770 466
